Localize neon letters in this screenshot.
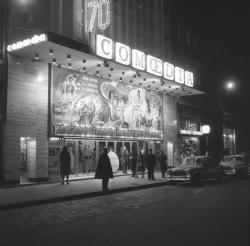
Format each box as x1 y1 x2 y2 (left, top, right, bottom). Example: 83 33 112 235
7 34 47 52
96 34 194 87
87 0 111 32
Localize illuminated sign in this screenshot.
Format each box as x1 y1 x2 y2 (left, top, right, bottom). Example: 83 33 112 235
87 0 111 32
7 34 47 52
185 71 194 87
163 62 174 80
132 49 146 70
115 42 130 65
147 55 163 77
96 34 194 87
201 125 210 134
51 67 163 140
175 67 184 84
180 130 203 136
96 34 113 59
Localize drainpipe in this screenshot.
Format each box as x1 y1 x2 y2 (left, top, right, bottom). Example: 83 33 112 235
0 0 9 185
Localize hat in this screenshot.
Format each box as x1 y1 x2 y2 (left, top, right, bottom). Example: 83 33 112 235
146 92 161 106
100 81 130 105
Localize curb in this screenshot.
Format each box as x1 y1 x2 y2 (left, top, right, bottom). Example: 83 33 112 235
0 180 169 211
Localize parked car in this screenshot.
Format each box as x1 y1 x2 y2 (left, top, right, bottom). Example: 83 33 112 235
220 155 248 177
167 156 224 184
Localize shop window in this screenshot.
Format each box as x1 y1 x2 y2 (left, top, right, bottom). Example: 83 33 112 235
180 136 200 157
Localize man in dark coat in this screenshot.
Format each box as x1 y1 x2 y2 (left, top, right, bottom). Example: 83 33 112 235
158 150 167 178
95 147 113 192
147 148 156 180
60 146 71 185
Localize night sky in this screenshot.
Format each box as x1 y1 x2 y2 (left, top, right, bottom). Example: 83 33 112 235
175 0 249 115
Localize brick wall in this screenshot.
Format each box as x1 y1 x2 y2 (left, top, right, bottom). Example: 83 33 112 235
3 55 49 183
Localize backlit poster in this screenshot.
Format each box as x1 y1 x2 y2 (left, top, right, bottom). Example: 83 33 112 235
51 66 163 140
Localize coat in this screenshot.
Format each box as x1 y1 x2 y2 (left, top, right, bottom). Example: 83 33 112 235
137 153 145 172
60 150 71 175
147 153 156 168
158 154 167 169
95 153 114 179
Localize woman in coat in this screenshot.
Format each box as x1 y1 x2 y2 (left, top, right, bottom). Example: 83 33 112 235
137 150 145 178
95 147 113 192
60 146 71 184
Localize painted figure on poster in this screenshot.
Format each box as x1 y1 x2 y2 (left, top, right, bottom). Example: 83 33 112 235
100 81 130 128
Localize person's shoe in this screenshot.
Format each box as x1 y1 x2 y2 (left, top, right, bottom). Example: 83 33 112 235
66 182 70 184
61 182 64 185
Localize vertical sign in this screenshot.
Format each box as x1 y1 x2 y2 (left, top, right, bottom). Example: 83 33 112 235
74 0 111 46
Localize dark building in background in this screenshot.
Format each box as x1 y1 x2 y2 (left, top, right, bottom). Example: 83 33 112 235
0 0 246 186
170 1 223 158
0 0 10 184
171 0 248 157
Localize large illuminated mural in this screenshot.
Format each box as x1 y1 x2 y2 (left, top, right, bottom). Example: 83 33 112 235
51 67 163 140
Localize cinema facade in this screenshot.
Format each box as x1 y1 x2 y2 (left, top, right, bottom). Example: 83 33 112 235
0 27 211 186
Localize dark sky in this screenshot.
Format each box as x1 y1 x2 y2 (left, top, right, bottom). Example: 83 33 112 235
176 0 249 113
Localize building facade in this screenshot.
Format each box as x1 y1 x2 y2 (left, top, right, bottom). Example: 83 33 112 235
1 0 207 185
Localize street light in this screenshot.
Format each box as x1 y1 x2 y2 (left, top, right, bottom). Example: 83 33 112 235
225 80 235 90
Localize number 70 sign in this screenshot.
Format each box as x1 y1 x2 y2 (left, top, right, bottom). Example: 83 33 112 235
87 0 111 32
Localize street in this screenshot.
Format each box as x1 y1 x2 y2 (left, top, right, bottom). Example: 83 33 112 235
0 177 249 246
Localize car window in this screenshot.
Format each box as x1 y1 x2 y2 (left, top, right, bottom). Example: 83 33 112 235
235 157 243 162
195 158 202 166
181 157 195 166
222 156 233 162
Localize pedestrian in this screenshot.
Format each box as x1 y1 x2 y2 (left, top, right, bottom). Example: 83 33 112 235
121 146 129 173
130 148 138 178
95 147 114 192
68 147 74 174
59 146 71 185
147 149 156 180
137 149 145 178
158 150 167 178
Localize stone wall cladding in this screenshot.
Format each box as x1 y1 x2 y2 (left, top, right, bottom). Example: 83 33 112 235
3 55 49 182
162 95 178 152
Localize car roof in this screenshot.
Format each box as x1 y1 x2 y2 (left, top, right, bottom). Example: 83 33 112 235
224 155 243 158
185 156 211 159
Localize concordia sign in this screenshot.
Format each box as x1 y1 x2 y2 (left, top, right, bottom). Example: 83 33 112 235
96 34 194 87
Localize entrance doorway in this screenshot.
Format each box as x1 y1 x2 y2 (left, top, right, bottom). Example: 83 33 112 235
61 139 161 180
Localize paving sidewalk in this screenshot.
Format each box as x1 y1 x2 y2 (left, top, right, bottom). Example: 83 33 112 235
0 172 168 210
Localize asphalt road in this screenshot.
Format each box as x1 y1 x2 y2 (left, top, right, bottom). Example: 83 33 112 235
1 177 249 246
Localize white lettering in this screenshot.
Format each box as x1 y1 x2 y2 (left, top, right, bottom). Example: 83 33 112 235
175 67 184 84
147 55 162 76
96 34 112 59
163 62 174 80
7 34 47 52
132 49 145 70
185 71 194 87
115 42 130 65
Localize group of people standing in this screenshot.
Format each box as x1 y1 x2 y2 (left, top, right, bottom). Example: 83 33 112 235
60 144 168 192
